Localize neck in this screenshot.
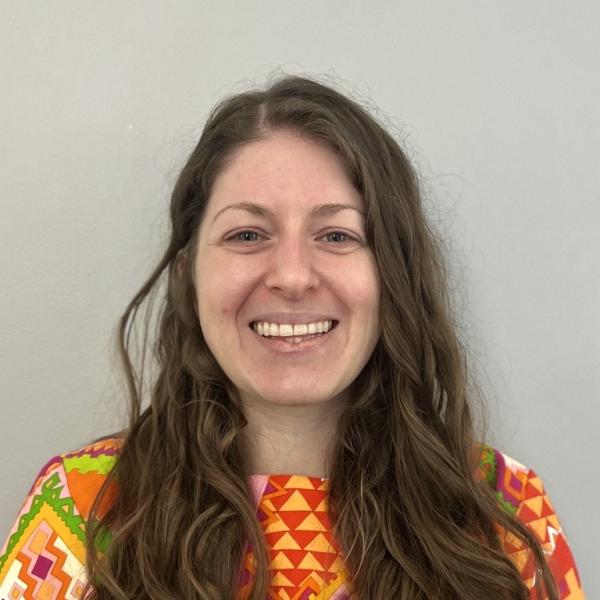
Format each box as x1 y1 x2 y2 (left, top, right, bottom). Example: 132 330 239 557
239 393 346 478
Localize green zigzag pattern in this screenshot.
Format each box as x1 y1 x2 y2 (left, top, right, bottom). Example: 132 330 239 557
63 454 117 475
479 445 497 488
478 446 517 516
495 491 518 516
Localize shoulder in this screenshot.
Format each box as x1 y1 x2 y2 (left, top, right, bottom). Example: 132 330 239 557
0 436 123 595
475 444 585 598
475 443 561 549
26 436 123 523
475 444 541 516
56 436 123 515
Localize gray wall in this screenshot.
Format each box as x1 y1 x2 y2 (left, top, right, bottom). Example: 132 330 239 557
1 1 597 594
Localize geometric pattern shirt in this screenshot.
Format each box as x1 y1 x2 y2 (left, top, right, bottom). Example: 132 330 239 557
0 437 585 599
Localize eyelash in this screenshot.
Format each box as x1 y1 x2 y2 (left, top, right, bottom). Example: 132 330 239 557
226 230 359 245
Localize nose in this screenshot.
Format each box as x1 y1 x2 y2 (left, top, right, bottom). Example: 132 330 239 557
263 236 320 298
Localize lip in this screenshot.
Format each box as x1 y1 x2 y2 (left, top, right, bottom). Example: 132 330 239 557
247 320 339 354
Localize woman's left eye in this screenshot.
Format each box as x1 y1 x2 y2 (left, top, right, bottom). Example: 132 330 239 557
226 230 357 244
323 231 351 244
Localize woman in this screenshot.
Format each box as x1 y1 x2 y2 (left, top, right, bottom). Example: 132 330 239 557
0 75 584 599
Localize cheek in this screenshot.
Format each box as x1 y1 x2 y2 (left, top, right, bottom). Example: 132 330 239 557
195 261 251 323
338 257 381 306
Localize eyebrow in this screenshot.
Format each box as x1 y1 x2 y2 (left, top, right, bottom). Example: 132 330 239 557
210 202 365 225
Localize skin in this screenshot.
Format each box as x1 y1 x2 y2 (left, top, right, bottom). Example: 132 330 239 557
193 129 381 478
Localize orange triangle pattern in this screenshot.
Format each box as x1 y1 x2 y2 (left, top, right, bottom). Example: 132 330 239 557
238 475 353 599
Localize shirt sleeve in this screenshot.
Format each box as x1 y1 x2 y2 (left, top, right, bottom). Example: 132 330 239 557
0 456 89 599
494 450 585 599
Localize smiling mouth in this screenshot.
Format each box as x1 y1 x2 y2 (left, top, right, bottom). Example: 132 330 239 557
248 320 339 338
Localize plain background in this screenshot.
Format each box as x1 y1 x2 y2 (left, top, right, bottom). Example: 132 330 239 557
1 1 597 595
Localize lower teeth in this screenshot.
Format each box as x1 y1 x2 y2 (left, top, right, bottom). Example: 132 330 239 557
283 333 324 344
264 332 325 344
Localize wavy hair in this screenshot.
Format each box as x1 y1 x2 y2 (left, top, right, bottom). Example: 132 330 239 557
83 74 557 599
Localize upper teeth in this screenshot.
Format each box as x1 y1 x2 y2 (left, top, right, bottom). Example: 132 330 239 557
252 320 334 337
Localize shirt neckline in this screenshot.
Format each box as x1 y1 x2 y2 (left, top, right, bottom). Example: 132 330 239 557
248 473 329 481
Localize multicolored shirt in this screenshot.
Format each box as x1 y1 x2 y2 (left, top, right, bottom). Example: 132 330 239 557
0 437 585 599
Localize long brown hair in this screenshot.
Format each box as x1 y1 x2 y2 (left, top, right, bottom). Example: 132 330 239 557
83 73 557 599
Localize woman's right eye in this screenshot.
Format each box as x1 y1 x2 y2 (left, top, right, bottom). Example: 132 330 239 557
226 230 263 243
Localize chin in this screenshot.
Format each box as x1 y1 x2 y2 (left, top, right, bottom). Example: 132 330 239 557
252 384 345 406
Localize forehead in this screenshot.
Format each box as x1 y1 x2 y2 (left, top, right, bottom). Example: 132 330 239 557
207 130 362 212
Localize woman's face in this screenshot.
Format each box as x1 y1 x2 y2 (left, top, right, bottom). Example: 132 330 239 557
194 129 381 409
